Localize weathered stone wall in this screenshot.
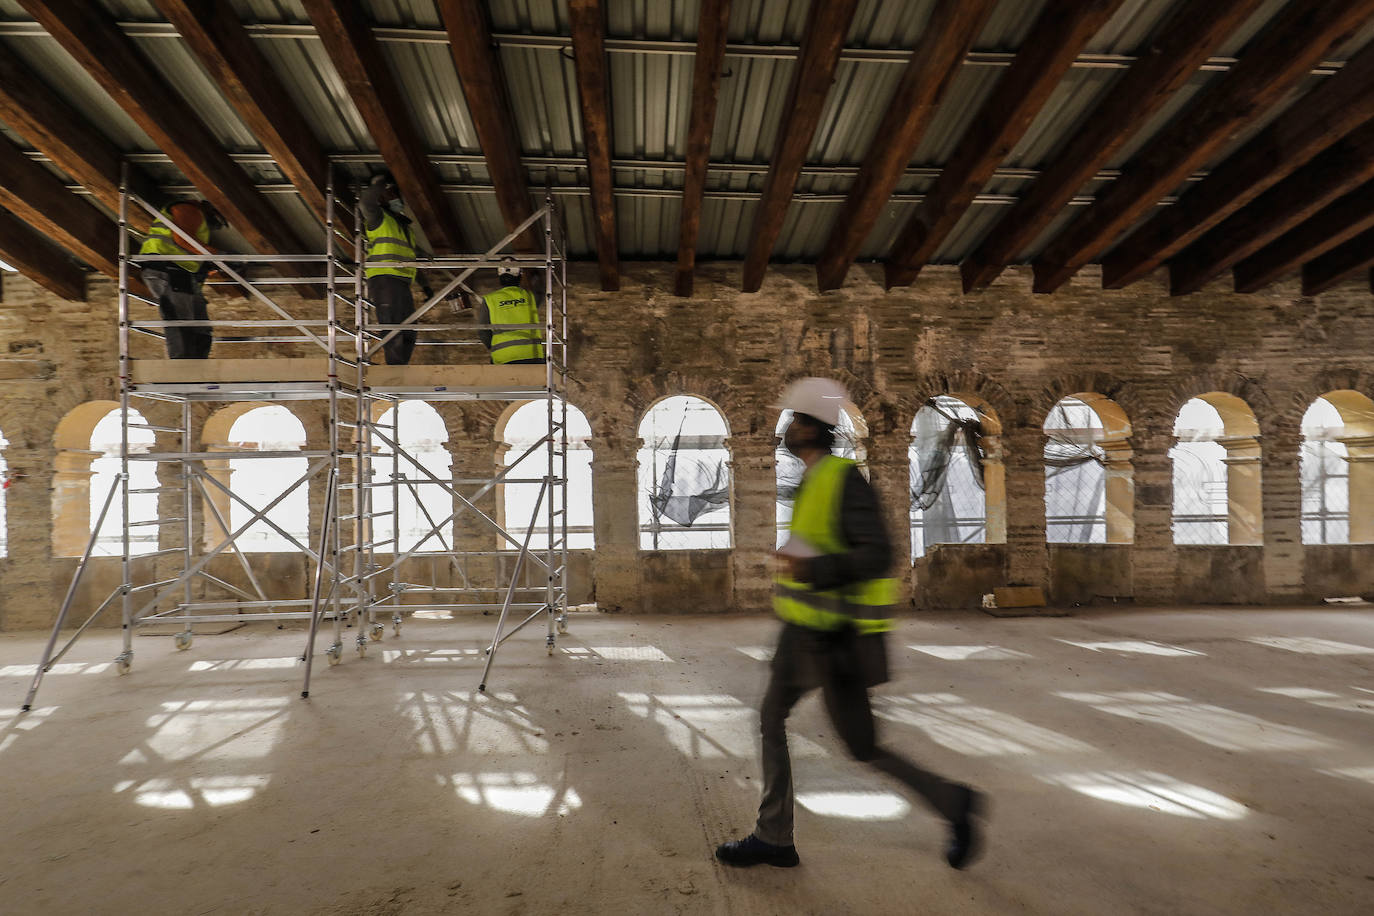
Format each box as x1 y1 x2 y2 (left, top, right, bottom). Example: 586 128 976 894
1 261 1372 630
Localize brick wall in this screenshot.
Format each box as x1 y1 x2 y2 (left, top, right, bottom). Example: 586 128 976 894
1 261 1371 629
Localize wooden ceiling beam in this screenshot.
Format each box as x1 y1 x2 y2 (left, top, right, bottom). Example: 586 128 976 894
0 134 121 279
960 0 1265 294
1229 179 1374 293
301 0 464 253
813 0 995 292
0 44 159 231
437 0 536 252
1170 122 1374 294
17 0 313 272
1031 0 1374 295
568 0 619 291
741 0 860 293
674 0 733 298
1104 38 1374 289
154 0 343 233
1302 228 1374 296
0 205 87 301
882 0 1122 291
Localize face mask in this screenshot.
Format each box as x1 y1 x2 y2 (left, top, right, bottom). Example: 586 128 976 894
388 198 405 214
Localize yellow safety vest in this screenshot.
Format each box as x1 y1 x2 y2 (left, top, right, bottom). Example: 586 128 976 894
483 285 545 363
774 455 897 635
139 206 210 273
365 210 416 280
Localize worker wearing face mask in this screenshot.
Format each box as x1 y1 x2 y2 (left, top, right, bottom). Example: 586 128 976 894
362 171 433 365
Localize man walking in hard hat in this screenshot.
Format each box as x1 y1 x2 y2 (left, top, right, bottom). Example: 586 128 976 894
363 171 433 365
476 257 545 365
716 377 986 870
138 198 226 359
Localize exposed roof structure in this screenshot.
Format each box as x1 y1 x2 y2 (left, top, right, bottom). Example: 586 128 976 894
2 0 1374 300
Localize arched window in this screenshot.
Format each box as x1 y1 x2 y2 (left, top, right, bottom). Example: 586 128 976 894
373 401 453 553
226 406 309 552
638 396 731 550
90 408 159 556
1043 394 1133 544
910 396 997 559
501 399 594 550
0 425 8 558
775 407 866 548
1301 397 1348 545
1171 394 1262 546
1301 391 1374 545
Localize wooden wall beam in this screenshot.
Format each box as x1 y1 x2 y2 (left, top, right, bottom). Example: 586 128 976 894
674 0 732 298
1104 38 1374 289
960 0 1266 293
301 0 464 253
568 0 620 291
812 0 995 292
0 205 87 301
883 0 1122 291
437 0 537 252
740 0 860 293
1030 0 1374 294
1170 122 1374 293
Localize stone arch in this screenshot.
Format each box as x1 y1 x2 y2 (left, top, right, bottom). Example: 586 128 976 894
1042 392 1134 544
1171 392 1262 546
496 397 595 549
909 392 1006 557
635 394 732 550
200 403 309 552
51 400 120 556
1300 389 1374 544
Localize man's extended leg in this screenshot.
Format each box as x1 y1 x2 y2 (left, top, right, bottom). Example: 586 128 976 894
820 662 984 867
369 275 417 365
187 286 212 359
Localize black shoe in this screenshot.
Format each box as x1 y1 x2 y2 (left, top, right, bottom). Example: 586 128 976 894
946 787 985 870
715 835 800 868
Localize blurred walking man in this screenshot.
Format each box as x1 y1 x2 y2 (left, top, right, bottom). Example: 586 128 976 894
715 377 986 870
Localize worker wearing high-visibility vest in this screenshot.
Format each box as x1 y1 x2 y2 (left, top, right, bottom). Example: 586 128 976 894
363 172 433 365
138 199 224 359
716 378 986 872
477 258 545 364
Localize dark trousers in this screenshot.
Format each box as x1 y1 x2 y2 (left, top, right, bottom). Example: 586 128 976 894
144 267 211 359
754 624 967 847
368 274 416 365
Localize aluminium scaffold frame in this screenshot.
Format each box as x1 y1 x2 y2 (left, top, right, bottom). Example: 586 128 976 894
24 173 571 711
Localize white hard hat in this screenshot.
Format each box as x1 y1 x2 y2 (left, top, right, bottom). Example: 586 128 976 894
776 377 850 427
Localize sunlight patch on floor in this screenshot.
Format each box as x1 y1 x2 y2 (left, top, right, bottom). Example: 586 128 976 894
1042 770 1248 819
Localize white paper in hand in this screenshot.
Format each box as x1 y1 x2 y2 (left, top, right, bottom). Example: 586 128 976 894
778 535 820 559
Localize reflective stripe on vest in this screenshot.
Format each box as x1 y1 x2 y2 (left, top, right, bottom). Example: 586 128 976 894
773 455 897 634
483 286 545 364
365 211 416 280
139 206 210 273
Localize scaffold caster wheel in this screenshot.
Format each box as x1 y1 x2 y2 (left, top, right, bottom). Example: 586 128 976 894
174 632 193 651
115 653 133 676
546 637 555 657
370 623 384 642
393 616 402 637
556 618 568 635
326 644 342 666
356 640 368 658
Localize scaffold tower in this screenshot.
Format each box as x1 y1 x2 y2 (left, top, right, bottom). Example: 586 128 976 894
24 175 571 710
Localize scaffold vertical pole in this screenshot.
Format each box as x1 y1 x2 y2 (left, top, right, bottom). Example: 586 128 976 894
116 163 134 675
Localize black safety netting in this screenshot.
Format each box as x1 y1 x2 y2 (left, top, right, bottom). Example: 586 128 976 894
1043 399 1107 543
650 420 731 528
910 398 986 510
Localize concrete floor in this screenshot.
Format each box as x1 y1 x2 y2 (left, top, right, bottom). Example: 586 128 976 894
1 608 1372 916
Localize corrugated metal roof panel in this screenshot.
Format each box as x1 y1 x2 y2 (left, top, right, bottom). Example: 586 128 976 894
908 66 1003 164
1005 68 1122 167
252 36 373 151
608 48 692 159
847 0 938 48
710 56 792 162
728 0 810 44
0 35 156 151
131 36 261 149
977 0 1052 48
807 58 907 164
378 40 482 153
502 46 581 157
